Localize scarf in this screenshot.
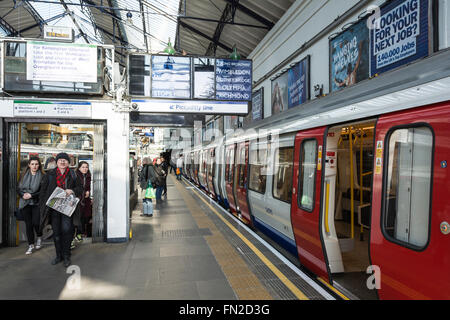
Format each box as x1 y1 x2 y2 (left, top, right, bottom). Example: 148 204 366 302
56 167 69 189
18 170 42 209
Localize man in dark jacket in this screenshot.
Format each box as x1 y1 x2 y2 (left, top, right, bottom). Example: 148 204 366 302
40 152 82 268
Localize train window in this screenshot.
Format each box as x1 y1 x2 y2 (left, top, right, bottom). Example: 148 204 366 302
298 139 317 211
249 143 268 194
239 147 246 188
383 126 433 249
228 148 235 183
273 147 294 203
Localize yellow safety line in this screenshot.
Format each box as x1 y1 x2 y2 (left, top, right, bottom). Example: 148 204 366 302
317 277 350 300
186 182 309 300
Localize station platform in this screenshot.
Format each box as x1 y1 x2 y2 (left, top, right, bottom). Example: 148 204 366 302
0 175 335 300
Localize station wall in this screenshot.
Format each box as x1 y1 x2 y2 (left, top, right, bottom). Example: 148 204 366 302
246 0 446 121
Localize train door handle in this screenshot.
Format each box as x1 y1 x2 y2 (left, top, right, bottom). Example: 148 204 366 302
441 222 450 235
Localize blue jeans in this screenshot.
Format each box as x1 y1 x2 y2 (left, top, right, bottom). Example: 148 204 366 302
156 186 164 200
176 168 183 180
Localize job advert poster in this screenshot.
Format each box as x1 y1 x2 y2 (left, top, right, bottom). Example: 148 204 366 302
370 0 429 76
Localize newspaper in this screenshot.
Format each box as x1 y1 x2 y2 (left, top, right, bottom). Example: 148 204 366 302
46 187 79 217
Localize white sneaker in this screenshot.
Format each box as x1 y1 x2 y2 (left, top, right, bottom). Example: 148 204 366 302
25 245 34 255
35 237 42 250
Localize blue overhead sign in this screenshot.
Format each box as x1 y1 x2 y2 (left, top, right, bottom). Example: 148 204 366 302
215 59 252 101
370 0 429 76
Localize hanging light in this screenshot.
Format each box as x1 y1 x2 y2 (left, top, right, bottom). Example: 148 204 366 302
229 45 241 60
164 38 175 55
126 11 133 24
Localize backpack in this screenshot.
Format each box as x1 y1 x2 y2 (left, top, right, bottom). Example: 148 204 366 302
138 166 148 189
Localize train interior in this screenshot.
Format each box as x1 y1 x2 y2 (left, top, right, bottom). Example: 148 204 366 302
323 120 377 300
10 122 102 243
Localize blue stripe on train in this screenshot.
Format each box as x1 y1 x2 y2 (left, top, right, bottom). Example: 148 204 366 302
253 217 298 258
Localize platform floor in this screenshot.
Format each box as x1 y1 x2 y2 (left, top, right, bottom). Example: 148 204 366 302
0 175 333 300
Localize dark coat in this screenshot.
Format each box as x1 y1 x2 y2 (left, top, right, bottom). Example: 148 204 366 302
153 164 166 188
39 168 83 230
143 164 159 188
76 170 92 219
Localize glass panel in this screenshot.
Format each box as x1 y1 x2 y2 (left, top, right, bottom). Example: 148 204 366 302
299 140 317 210
273 147 294 202
384 127 432 248
249 142 268 194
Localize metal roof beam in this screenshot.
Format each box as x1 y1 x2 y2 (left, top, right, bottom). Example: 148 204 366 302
59 0 90 43
223 0 274 29
23 0 45 35
0 16 19 36
178 20 233 53
206 0 239 56
18 11 69 34
139 0 149 52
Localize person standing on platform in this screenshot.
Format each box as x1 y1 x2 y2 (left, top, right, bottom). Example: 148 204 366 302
76 161 92 237
140 158 157 217
160 155 169 196
17 156 44 255
40 152 82 268
176 154 184 181
154 157 166 203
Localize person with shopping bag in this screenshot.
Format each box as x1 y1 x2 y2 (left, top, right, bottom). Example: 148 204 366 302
140 158 158 217
39 152 82 268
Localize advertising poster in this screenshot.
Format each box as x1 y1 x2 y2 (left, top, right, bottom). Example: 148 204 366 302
252 87 264 122
271 71 288 116
26 41 97 83
288 56 310 108
330 19 369 93
370 0 429 76
151 55 191 99
216 59 252 101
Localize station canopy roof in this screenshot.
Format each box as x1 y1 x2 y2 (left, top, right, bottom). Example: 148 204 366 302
0 0 294 64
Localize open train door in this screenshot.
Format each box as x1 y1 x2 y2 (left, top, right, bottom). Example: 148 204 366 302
291 126 330 282
371 103 450 299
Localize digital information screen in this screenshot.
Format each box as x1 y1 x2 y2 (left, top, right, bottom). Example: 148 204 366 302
151 55 191 99
26 41 97 83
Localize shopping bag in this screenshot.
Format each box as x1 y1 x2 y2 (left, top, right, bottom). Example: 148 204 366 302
176 168 180 175
145 185 156 199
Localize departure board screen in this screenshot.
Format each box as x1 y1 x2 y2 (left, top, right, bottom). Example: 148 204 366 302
151 55 191 99
215 59 252 101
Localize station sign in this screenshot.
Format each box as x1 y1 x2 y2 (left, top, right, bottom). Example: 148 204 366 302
43 25 74 42
13 100 92 118
128 54 253 111
26 41 97 83
131 99 248 115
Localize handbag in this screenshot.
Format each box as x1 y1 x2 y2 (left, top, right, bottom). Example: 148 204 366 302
176 168 180 175
14 208 25 221
145 181 156 199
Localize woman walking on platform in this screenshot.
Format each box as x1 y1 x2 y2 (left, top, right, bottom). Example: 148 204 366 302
40 152 82 268
17 156 44 255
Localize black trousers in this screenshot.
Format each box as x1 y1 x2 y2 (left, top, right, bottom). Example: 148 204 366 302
51 210 73 259
22 204 42 245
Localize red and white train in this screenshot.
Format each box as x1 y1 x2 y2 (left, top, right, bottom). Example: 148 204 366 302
176 54 450 300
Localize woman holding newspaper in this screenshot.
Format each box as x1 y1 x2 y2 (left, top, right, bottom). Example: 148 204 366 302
40 152 82 268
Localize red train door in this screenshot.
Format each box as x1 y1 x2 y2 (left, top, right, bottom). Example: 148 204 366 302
225 144 238 214
207 148 216 199
235 142 251 225
371 103 450 300
291 127 329 281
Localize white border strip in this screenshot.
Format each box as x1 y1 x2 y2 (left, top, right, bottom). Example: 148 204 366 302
183 178 336 300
